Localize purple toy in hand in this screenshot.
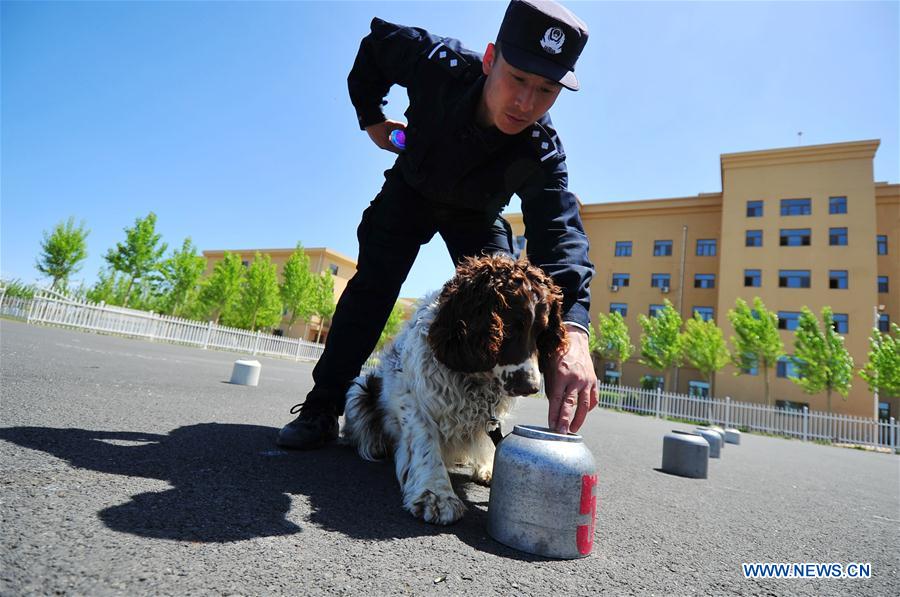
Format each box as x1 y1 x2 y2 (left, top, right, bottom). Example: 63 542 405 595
389 129 406 151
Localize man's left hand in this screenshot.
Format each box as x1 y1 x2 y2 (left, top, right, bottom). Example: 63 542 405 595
545 324 599 434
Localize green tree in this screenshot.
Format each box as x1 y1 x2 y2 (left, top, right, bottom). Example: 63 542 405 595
311 270 336 343
377 301 407 352
592 311 634 383
198 252 245 324
103 212 167 306
35 217 90 292
280 243 315 335
790 307 854 413
728 297 784 407
680 314 730 397
158 238 206 318
234 253 282 331
859 323 900 402
638 299 683 390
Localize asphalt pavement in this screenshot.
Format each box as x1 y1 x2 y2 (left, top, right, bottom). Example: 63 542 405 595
1 319 898 596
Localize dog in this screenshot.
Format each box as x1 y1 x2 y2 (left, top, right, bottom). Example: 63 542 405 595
342 254 568 525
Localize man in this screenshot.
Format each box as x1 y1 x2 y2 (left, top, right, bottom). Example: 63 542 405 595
278 0 598 449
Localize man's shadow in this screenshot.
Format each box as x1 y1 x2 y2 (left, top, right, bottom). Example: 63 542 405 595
0 424 540 558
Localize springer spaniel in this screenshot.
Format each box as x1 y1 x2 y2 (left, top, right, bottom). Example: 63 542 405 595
343 255 568 525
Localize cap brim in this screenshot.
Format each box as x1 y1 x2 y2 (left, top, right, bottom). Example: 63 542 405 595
500 43 579 91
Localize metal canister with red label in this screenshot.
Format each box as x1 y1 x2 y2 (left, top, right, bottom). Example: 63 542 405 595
487 425 597 559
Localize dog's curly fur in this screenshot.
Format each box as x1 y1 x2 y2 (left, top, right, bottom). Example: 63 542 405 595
343 255 567 525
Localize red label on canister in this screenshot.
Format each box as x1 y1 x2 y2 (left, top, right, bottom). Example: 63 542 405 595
577 474 598 554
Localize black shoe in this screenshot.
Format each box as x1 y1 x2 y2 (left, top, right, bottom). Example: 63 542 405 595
276 404 339 450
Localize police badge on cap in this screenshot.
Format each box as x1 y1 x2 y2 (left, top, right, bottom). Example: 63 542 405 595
496 0 588 91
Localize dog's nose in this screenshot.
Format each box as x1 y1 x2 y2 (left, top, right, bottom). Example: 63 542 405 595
505 369 541 396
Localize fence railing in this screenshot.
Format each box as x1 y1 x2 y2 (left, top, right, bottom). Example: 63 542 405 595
597 383 898 452
0 288 325 362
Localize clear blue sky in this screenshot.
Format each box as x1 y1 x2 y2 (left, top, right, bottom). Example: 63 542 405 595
3 0 898 301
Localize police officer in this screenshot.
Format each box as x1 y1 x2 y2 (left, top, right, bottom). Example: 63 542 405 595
278 0 598 449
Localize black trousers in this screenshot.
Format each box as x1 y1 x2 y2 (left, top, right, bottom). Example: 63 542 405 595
305 168 514 415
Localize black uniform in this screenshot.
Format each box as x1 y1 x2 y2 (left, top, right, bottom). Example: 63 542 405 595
304 17 594 415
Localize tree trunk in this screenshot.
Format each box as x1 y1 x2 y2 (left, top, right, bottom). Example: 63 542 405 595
762 362 771 407
123 277 135 307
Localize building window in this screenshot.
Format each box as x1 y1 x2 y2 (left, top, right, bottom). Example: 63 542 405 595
878 314 890 333
828 270 848 290
745 230 763 247
777 356 801 379
740 355 758 376
694 274 716 289
779 270 811 288
651 273 671 289
610 303 628 317
603 370 621 385
832 313 849 334
514 235 527 259
776 400 809 413
778 311 801 331
780 228 811 247
829 196 847 214
693 306 714 321
877 235 888 255
649 304 665 317
829 227 848 246
688 381 710 398
615 241 632 257
746 200 764 217
611 273 630 288
744 269 761 287
780 198 811 216
878 276 889 293
696 239 717 256
879 401 891 420
653 240 673 256
329 264 339 276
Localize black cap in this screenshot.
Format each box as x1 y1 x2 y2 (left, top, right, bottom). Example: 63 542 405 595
496 0 588 91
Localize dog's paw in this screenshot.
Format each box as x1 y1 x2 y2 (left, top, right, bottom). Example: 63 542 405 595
408 490 466 525
470 464 492 486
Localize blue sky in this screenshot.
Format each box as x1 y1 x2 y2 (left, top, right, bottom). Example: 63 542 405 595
3 0 898 301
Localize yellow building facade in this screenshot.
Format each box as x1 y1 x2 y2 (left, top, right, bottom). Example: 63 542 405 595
510 139 899 420
201 246 358 343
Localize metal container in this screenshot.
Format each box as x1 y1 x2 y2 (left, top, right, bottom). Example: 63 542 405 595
661 430 709 478
695 427 722 458
487 425 597 559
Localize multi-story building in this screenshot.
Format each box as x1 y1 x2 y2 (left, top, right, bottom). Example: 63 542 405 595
509 139 898 420
202 246 357 343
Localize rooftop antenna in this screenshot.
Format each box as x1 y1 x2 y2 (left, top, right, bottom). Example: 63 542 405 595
797 131 803 145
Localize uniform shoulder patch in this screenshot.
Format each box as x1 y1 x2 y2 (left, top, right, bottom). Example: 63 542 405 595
426 41 469 77
527 122 559 163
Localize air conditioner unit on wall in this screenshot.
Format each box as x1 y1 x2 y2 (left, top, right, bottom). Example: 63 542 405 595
661 286 670 294
610 285 619 292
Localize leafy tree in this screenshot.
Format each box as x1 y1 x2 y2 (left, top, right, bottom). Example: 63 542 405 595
311 270 336 343
158 238 206 318
234 253 282 331
35 217 90 292
790 307 854 413
280 243 315 334
86 268 157 310
859 323 900 401
103 212 167 306
0 278 38 300
198 252 245 324
728 297 784 407
638 299 683 390
680 314 731 398
592 311 634 383
377 301 407 352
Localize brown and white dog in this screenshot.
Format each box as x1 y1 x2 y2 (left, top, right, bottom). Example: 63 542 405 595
343 255 568 524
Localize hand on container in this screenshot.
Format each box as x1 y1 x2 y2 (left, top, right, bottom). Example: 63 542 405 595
365 120 407 154
545 325 598 434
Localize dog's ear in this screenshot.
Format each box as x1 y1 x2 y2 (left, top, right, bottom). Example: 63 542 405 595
428 258 504 373
522 262 569 372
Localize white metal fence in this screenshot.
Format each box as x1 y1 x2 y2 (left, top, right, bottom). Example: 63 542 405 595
0 288 325 362
597 383 898 452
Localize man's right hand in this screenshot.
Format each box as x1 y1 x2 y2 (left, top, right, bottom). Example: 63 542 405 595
365 120 407 154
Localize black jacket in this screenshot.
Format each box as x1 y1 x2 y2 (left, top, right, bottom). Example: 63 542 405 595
347 17 593 329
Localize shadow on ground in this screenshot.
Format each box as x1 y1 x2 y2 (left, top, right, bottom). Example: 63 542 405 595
0 423 543 560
